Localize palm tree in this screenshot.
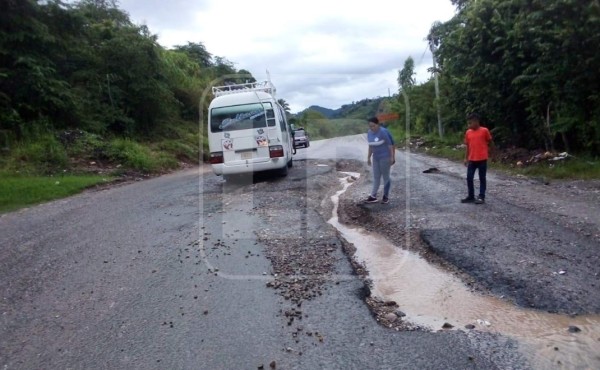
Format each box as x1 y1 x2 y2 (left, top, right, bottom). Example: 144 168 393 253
277 99 291 114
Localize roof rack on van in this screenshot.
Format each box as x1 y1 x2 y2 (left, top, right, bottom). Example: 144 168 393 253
212 81 276 97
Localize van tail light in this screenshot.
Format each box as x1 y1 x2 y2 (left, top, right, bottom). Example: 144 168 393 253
209 151 224 164
269 145 284 158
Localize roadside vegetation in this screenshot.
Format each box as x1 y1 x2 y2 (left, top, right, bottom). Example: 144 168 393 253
385 0 599 180
2 0 599 213
403 133 600 180
0 0 258 211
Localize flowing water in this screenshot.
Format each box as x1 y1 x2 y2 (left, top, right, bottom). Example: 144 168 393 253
329 172 600 370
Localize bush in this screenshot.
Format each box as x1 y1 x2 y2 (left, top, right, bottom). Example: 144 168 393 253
106 138 156 172
61 131 106 159
9 135 68 174
516 157 600 180
155 152 180 170
157 140 199 163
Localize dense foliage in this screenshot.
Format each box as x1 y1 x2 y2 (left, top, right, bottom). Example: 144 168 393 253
397 0 600 154
3 0 598 175
0 0 252 171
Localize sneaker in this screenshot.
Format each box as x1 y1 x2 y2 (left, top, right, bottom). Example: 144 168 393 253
365 195 378 203
461 197 475 203
475 196 485 204
381 196 389 204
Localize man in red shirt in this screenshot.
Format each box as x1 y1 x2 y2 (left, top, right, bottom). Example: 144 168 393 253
461 113 493 204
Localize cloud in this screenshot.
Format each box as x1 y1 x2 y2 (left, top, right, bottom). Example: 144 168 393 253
279 72 399 113
118 0 456 112
118 0 209 29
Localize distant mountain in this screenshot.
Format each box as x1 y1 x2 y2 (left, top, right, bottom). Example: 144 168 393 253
304 105 337 118
335 97 386 119
297 97 394 120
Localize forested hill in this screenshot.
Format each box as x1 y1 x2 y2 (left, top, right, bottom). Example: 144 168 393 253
335 98 392 119
299 97 392 120
0 0 254 173
303 106 337 119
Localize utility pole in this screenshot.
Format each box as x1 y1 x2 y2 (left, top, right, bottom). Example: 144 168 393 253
430 42 443 138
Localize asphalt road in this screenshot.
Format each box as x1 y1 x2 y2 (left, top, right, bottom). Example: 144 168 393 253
328 135 600 369
2 135 569 369
330 135 600 314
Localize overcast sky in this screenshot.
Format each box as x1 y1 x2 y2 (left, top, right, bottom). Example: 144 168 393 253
118 0 457 113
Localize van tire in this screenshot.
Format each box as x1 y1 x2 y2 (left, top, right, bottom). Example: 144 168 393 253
278 165 288 177
287 158 293 168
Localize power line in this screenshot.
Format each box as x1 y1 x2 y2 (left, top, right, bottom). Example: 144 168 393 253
418 43 429 65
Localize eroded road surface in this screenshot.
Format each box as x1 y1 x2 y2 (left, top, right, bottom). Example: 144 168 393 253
1 134 598 369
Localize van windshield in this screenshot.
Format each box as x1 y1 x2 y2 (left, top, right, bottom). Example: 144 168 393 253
210 103 274 132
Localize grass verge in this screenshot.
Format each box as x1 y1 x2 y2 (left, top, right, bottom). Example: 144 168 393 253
402 132 600 180
499 158 600 180
0 174 110 213
1 122 203 214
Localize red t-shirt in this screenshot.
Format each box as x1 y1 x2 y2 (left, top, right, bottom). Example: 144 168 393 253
464 127 492 161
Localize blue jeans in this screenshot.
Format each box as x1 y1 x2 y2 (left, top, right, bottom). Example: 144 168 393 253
371 157 391 198
467 160 487 199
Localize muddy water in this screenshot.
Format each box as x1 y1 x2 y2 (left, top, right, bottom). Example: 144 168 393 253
329 173 600 370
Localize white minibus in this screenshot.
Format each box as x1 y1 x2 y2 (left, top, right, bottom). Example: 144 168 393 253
207 80 294 178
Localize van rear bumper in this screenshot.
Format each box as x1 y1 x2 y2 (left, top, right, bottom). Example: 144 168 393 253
211 158 286 175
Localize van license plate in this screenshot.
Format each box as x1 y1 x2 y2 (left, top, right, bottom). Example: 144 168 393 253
241 152 253 160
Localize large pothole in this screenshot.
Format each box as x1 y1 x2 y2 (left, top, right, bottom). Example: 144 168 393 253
330 171 600 370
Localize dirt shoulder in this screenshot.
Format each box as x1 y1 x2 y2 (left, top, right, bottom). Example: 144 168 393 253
337 151 600 315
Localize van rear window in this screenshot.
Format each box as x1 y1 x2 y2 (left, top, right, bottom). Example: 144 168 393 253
210 103 274 132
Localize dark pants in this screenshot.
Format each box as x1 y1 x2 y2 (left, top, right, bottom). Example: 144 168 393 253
467 160 487 199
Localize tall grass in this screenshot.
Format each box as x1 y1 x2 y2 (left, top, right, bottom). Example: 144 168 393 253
106 138 180 172
106 138 157 171
509 158 600 180
6 135 68 174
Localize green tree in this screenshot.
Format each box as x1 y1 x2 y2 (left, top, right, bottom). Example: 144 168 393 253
69 0 180 135
211 56 236 83
162 49 210 122
397 56 416 134
0 0 75 138
428 0 600 152
237 69 256 83
173 42 212 68
398 56 416 93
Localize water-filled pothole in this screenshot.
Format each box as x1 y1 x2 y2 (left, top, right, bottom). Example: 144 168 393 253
329 172 600 370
